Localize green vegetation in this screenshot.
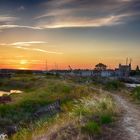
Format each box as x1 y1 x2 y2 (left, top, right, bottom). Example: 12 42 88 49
100 114 112 124
82 121 101 135
105 80 125 91
0 75 119 140
132 87 140 100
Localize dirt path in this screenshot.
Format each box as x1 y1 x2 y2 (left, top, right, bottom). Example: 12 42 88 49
112 94 140 140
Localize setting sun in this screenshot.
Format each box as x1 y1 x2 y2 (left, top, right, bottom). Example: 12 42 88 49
20 60 28 65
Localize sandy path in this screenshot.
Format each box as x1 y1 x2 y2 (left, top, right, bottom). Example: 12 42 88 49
112 94 140 140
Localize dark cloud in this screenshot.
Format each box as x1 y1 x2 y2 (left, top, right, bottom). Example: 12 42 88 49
33 0 140 28
0 0 140 29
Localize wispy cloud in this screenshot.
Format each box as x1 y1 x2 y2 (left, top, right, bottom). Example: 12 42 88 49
34 0 140 28
0 14 42 30
36 14 132 28
0 24 42 30
0 41 63 54
0 15 18 22
11 41 47 46
14 46 63 54
0 41 47 46
17 6 25 11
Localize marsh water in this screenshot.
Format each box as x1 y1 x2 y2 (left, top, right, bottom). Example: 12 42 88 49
0 90 22 96
125 83 140 88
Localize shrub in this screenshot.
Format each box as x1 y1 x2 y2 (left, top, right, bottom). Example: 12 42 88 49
132 87 140 100
105 80 124 91
100 114 112 124
82 121 101 135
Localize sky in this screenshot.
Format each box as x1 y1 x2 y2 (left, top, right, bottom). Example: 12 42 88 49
0 0 140 70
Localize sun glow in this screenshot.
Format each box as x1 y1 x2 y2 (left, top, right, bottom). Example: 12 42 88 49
18 60 29 69
20 60 28 65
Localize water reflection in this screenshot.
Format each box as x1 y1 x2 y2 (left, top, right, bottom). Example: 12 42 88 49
0 90 22 96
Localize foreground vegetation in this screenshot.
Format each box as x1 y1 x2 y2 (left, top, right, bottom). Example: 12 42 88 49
0 75 120 140
132 86 140 101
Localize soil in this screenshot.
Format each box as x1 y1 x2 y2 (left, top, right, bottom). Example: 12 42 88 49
112 93 140 140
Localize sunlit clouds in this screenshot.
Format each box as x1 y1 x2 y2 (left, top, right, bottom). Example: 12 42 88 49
0 41 47 46
0 0 139 29
0 25 42 30
34 0 140 28
0 0 140 70
0 15 18 22
37 14 130 28
0 41 63 54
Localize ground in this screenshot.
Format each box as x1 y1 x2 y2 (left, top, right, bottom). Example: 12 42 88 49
0 75 140 140
112 93 140 140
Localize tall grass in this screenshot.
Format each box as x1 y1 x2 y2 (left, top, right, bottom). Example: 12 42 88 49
105 80 125 91
71 95 117 119
132 87 140 100
18 95 118 140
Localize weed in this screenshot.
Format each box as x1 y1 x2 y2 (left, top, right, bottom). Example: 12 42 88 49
82 121 101 135
132 87 140 100
100 114 112 124
105 80 124 91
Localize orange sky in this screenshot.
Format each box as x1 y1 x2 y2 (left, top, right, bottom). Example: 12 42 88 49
0 38 139 70
0 0 140 70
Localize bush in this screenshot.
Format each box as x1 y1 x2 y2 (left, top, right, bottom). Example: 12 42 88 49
105 80 124 91
100 114 112 124
132 87 140 100
82 121 101 135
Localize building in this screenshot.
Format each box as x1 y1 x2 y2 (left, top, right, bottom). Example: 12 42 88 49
100 70 114 77
115 63 131 77
80 70 93 77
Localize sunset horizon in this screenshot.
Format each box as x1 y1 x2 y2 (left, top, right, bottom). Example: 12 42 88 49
0 0 140 70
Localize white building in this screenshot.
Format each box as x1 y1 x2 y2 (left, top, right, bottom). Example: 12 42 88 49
100 70 114 77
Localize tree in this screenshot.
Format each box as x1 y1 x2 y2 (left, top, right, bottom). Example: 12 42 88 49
136 65 140 75
136 65 139 71
95 63 107 71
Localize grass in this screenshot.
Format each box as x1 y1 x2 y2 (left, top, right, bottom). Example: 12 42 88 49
0 76 89 132
82 121 101 135
23 94 117 140
0 75 119 140
105 80 125 91
132 87 140 101
100 114 112 124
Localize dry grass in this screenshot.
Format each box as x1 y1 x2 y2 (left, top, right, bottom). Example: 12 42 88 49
13 93 119 140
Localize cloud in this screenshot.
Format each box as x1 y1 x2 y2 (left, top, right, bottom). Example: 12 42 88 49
17 6 25 11
36 14 133 28
35 0 140 28
0 15 18 22
0 15 42 31
0 41 63 55
0 41 47 46
14 46 63 54
11 41 47 46
32 48 63 54
0 24 42 30
0 0 139 30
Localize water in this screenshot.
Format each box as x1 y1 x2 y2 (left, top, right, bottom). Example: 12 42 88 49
0 91 10 96
0 90 22 96
125 83 140 88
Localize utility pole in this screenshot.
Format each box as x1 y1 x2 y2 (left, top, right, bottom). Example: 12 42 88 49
126 57 128 65
45 59 48 71
54 62 58 70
